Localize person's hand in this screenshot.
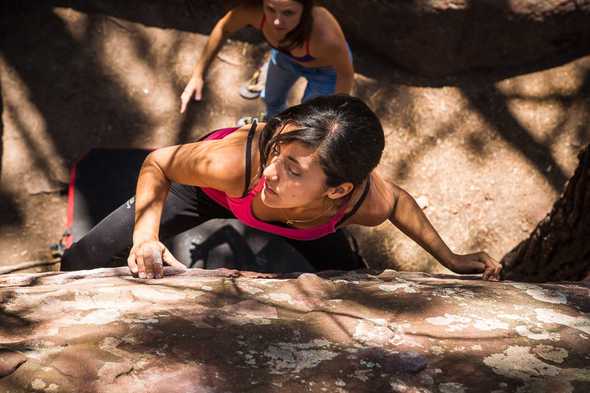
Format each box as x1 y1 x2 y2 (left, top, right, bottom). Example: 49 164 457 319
180 76 204 113
450 251 502 281
128 240 186 279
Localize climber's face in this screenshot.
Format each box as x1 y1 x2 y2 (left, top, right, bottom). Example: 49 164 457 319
263 0 304 36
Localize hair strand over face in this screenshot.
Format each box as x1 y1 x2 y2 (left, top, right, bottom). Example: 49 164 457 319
276 0 314 51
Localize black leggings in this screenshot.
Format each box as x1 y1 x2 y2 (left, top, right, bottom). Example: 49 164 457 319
61 183 365 273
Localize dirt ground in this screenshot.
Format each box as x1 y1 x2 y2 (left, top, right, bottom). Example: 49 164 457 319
1 2 589 274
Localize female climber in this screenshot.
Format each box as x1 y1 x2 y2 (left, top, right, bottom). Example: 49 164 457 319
180 0 354 120
61 95 502 281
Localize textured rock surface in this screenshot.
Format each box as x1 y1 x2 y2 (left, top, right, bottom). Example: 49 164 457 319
323 0 590 76
1 1 590 274
1 268 590 392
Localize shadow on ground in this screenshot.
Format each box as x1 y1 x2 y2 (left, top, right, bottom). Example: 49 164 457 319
1 0 590 271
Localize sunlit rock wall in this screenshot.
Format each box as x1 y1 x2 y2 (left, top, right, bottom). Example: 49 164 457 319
1 268 589 392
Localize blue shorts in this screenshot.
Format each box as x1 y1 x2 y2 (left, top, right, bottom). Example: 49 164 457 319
261 47 352 118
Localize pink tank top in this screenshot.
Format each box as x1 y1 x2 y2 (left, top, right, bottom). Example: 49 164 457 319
199 127 351 241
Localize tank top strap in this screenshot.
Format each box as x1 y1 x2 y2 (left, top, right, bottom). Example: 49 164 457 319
336 177 371 226
241 120 258 197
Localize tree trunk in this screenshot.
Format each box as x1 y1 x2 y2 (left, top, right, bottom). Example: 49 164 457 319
501 144 590 282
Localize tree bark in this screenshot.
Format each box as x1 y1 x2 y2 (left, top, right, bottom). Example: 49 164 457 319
501 144 590 282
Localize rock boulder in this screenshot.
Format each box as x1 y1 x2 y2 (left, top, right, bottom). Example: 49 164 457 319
323 0 590 76
1 268 589 392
